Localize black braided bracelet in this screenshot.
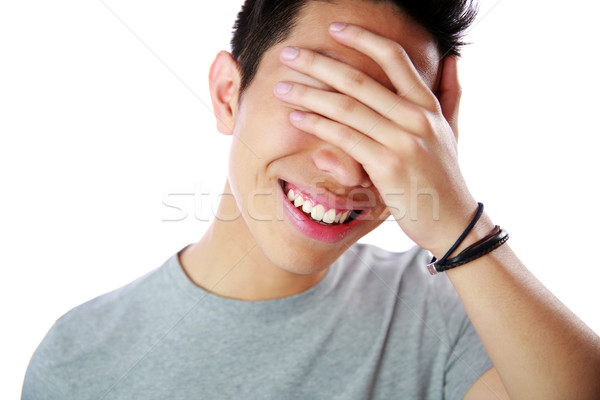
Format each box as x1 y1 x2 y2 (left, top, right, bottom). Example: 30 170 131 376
427 225 509 275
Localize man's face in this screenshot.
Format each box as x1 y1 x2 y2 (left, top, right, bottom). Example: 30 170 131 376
226 0 440 275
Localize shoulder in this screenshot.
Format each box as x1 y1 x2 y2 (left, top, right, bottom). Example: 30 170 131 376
49 260 169 349
22 252 181 398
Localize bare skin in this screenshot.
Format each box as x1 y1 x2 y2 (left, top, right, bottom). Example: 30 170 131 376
183 1 600 398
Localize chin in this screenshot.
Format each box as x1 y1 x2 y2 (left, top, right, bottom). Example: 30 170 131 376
261 231 351 276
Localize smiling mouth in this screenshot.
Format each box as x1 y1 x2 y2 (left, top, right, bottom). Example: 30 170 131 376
279 180 362 226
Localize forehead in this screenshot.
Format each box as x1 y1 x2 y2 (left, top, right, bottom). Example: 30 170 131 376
284 0 441 90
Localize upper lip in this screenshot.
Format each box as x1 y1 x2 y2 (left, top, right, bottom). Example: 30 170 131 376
280 179 374 212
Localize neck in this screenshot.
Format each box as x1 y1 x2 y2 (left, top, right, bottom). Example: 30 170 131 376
178 180 328 301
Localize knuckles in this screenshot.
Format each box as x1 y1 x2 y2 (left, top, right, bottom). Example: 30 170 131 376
342 68 368 88
384 42 409 65
419 111 439 139
399 103 434 136
403 102 427 125
366 132 435 187
334 124 358 146
428 94 443 114
375 148 410 178
335 95 357 115
398 136 421 159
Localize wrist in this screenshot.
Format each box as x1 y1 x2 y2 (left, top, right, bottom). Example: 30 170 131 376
428 210 496 261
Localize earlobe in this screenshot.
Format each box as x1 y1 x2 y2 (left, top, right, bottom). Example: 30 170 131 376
208 51 241 135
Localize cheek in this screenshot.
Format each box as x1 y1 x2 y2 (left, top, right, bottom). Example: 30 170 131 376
252 95 316 152
277 116 317 149
232 79 322 171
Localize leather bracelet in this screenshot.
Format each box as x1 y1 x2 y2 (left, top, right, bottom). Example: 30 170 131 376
428 203 484 268
427 225 509 275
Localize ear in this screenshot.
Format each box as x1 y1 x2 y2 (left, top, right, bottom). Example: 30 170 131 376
208 51 241 135
435 56 462 141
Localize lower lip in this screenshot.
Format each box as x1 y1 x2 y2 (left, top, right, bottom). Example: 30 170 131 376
280 182 365 243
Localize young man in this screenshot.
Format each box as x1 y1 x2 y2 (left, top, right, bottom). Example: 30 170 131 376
23 0 600 399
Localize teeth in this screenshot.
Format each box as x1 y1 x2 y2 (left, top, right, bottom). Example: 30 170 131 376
334 212 341 223
323 209 336 224
287 189 299 202
339 211 350 224
302 201 312 214
294 196 303 207
311 204 325 221
286 184 357 225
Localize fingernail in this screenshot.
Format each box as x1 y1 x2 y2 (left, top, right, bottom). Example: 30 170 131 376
290 111 305 121
281 46 299 60
274 82 292 95
329 22 347 32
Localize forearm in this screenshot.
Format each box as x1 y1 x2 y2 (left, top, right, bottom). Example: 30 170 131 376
443 213 600 398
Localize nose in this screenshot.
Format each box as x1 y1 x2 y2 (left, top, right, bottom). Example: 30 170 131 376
311 146 372 188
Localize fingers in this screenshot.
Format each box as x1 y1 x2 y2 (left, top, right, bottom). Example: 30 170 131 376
280 47 408 129
285 109 386 171
327 23 439 110
272 22 448 164
273 80 400 146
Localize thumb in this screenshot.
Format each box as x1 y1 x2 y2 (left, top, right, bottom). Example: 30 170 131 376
436 56 462 139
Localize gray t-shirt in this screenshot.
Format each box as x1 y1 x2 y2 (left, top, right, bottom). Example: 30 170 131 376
22 243 492 399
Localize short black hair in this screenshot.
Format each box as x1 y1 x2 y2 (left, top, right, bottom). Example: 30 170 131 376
231 0 478 97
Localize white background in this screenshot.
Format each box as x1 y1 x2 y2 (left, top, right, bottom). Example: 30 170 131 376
2 0 599 397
